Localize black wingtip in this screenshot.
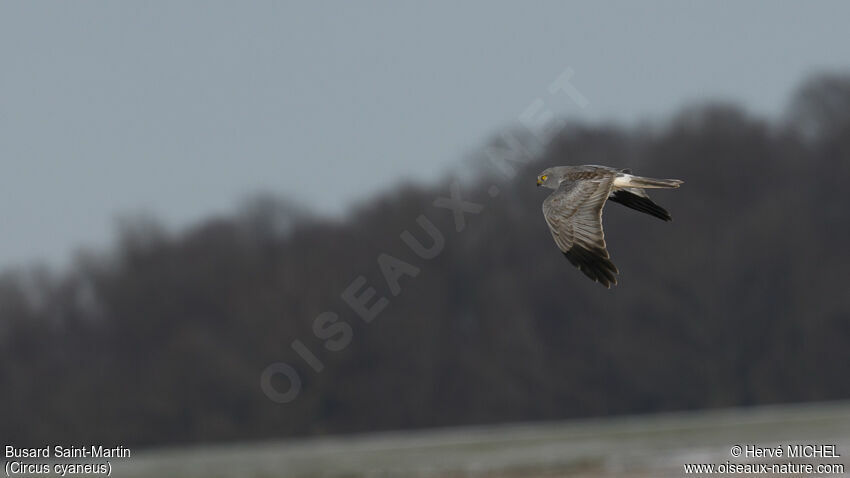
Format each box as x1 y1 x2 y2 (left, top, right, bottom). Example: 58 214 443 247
608 190 672 221
564 246 619 288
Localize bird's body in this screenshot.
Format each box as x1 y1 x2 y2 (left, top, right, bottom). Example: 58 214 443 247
537 165 683 288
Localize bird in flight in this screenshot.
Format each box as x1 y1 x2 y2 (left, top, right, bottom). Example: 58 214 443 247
537 165 682 288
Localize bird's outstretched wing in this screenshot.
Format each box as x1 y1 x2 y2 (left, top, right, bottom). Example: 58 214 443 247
542 178 619 287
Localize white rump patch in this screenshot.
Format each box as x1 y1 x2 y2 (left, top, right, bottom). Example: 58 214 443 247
613 174 635 188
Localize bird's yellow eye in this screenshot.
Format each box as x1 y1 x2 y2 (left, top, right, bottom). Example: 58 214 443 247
541 175 548 181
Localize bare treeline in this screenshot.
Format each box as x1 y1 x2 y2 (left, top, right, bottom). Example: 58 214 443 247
2 74 849 447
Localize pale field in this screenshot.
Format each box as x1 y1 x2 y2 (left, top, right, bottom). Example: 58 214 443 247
17 401 850 477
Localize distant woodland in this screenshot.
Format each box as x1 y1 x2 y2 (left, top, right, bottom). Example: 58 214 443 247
2 73 849 447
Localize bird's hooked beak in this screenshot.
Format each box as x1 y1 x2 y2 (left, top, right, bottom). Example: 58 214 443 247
536 178 542 187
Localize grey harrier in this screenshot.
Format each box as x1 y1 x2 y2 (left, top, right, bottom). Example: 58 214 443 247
537 165 683 288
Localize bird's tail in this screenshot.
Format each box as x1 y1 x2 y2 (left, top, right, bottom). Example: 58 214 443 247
619 175 683 189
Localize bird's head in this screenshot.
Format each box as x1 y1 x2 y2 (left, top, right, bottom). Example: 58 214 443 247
536 168 558 189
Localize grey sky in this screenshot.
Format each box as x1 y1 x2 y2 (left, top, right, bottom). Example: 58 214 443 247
2 1 849 270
